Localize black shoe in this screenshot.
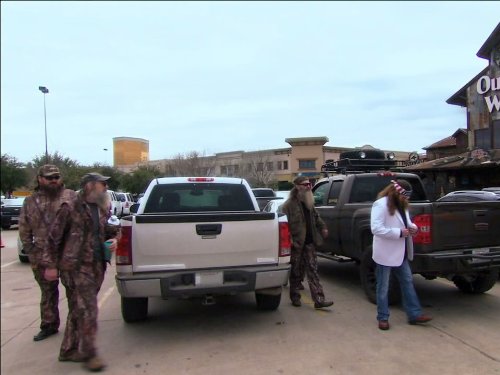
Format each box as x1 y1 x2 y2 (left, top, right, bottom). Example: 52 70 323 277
291 300 302 307
314 301 334 309
33 328 58 342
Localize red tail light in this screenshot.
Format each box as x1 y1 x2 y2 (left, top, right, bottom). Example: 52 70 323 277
116 226 132 265
279 222 291 257
413 214 431 244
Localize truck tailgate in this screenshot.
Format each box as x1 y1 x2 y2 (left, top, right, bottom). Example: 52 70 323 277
431 201 500 251
131 212 279 272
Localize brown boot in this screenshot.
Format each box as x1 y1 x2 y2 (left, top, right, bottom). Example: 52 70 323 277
83 356 107 372
59 351 87 362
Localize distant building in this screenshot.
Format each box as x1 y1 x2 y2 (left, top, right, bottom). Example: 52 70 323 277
113 137 149 171
134 136 412 188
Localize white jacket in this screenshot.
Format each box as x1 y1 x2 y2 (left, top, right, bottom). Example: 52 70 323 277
370 196 417 267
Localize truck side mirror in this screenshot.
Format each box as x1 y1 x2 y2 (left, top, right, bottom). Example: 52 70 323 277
130 204 139 214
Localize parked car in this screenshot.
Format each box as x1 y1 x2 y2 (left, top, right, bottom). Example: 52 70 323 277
107 190 122 216
1 197 25 229
437 190 500 202
252 188 277 210
262 197 286 214
116 192 135 216
482 187 500 197
17 235 29 263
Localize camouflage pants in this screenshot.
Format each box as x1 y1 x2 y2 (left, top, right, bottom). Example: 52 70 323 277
59 261 105 359
289 243 325 304
31 266 60 331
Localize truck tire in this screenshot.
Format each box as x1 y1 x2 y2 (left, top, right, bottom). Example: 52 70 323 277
255 292 281 311
359 246 401 305
121 297 148 323
452 270 499 294
18 254 29 263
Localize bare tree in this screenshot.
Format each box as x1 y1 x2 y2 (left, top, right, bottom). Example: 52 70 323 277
165 151 216 177
239 152 276 188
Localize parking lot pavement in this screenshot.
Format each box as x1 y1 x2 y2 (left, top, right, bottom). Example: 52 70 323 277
1 228 499 375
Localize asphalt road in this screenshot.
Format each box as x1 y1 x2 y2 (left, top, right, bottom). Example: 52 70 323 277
1 228 499 375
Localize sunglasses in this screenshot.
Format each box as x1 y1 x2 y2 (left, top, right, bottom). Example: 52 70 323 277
42 175 60 181
299 182 312 187
402 190 412 198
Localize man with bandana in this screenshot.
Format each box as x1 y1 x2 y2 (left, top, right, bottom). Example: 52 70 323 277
282 176 334 309
19 165 76 342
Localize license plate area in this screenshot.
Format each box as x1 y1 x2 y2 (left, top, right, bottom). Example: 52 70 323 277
195 271 223 286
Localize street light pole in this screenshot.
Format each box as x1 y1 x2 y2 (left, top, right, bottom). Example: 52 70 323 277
38 86 49 163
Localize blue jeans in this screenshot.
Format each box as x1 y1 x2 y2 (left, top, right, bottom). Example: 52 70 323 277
376 259 422 322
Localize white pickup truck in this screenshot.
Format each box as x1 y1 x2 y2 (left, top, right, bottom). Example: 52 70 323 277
115 177 291 322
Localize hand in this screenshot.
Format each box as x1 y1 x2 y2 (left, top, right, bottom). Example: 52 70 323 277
44 268 59 281
106 238 118 252
321 228 328 239
409 226 418 236
401 228 410 238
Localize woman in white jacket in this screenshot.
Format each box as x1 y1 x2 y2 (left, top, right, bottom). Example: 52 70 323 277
371 179 432 331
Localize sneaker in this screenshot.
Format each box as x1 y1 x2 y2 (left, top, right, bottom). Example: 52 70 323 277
314 301 334 309
59 351 87 362
409 314 433 325
33 328 58 342
291 300 302 307
378 320 390 330
83 356 106 372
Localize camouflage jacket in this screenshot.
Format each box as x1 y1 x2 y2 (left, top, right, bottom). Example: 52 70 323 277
19 188 76 267
47 191 116 271
282 197 327 249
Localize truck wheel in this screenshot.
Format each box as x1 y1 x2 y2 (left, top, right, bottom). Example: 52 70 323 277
359 247 401 305
121 297 148 322
255 292 281 311
18 254 29 263
452 270 499 294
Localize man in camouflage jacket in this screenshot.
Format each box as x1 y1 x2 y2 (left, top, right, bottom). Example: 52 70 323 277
282 176 334 309
19 164 76 342
47 172 118 372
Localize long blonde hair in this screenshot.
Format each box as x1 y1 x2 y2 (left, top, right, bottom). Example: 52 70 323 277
377 179 411 215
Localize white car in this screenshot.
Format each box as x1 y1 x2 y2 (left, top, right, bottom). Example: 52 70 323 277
116 192 135 216
107 190 122 216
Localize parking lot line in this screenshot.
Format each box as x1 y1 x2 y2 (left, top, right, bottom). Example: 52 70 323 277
1 260 18 269
98 286 115 309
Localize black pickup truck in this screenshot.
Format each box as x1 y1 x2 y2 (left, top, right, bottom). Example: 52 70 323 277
313 154 500 303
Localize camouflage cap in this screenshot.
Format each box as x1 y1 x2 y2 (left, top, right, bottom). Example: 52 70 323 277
80 172 110 187
38 164 60 177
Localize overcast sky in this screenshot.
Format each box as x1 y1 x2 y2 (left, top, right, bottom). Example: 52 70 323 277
1 2 499 166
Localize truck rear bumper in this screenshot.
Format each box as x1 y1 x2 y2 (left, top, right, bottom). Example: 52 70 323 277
115 264 290 298
413 246 500 274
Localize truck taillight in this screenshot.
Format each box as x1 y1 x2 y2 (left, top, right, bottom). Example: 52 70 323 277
413 214 432 244
279 222 291 257
116 226 132 265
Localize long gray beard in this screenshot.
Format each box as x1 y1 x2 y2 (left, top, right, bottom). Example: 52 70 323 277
298 190 314 210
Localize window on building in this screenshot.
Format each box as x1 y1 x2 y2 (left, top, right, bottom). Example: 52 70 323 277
266 162 273 171
257 162 264 171
283 160 288 170
299 159 315 169
474 128 491 150
493 120 500 149
220 166 227 175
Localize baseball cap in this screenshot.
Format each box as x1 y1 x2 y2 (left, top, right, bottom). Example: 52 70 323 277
38 164 60 177
80 172 110 187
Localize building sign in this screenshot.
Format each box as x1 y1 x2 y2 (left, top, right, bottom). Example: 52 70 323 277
476 75 500 113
